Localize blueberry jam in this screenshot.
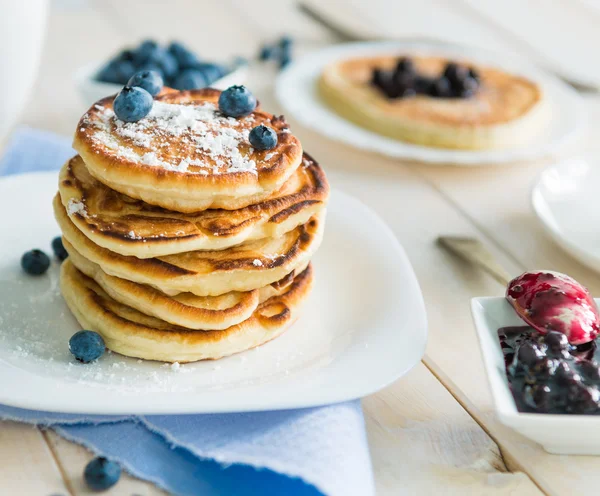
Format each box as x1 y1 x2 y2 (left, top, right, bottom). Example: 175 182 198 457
370 58 480 100
500 326 600 414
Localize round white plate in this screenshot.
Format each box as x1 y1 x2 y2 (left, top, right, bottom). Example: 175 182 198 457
532 157 600 272
276 42 586 166
0 172 427 414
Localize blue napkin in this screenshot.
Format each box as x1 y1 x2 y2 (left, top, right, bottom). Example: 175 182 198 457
0 128 375 496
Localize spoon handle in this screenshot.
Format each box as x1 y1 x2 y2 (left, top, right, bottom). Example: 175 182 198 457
437 236 513 286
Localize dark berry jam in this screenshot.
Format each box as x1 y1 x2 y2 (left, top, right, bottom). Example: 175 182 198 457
500 326 600 414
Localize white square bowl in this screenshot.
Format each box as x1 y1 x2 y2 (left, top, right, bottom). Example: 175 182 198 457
74 61 248 107
471 296 600 455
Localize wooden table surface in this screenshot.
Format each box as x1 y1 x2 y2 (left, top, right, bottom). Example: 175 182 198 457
2 0 600 494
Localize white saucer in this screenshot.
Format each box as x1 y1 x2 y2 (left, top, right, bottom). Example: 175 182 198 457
276 42 586 166
532 157 600 272
0 172 427 414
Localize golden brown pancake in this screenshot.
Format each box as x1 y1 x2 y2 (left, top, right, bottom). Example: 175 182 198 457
73 88 303 212
54 194 324 296
58 153 329 258
319 55 546 149
60 259 314 362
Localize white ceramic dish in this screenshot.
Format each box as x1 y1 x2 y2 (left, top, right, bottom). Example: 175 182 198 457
276 41 586 166
472 296 600 455
0 172 427 414
74 61 248 107
532 157 600 272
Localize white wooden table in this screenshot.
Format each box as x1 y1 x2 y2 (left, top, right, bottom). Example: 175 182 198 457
3 0 600 494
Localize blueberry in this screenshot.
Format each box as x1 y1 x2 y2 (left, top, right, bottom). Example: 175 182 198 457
218 85 257 117
136 62 165 80
544 331 571 358
371 68 390 89
172 69 208 90
132 39 160 66
115 49 134 63
51 236 68 262
69 330 105 363
580 360 600 382
113 86 153 122
431 77 452 97
279 54 292 69
554 361 581 385
414 76 435 95
523 384 553 412
526 357 559 384
469 67 480 82
168 41 200 69
395 57 415 75
189 63 226 84
84 457 121 491
443 62 469 84
249 125 277 150
280 35 293 49
21 249 50 275
259 44 278 61
157 51 179 80
97 60 136 85
567 384 600 414
128 70 163 96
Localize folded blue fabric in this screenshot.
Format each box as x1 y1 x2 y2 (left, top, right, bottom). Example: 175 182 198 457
0 128 375 496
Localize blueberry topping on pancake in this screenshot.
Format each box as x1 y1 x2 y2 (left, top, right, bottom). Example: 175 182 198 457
395 57 415 75
113 86 153 122
218 85 257 117
52 236 68 262
173 69 208 90
21 249 50 275
469 67 480 82
249 125 278 150
128 70 163 96
443 62 469 84
69 330 105 363
414 76 434 94
84 457 121 491
431 77 452 98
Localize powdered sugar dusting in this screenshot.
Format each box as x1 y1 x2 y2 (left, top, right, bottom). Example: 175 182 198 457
86 102 259 175
67 199 87 217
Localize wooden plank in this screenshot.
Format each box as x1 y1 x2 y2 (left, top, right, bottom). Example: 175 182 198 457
0 422 70 495
364 363 541 495
45 430 167 496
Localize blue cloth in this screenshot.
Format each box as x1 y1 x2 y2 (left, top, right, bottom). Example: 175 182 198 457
0 128 375 496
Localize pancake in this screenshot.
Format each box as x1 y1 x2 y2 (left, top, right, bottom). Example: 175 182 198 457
318 55 546 150
66 240 307 330
54 194 324 296
73 88 303 212
58 153 329 258
60 259 313 362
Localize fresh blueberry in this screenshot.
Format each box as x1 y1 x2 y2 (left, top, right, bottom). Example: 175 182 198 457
414 76 434 94
128 70 163 96
21 249 50 275
51 236 68 262
526 357 559 384
190 63 226 84
371 68 390 90
468 67 480 82
544 330 571 358
168 41 200 69
523 384 553 412
69 330 105 363
580 360 600 382
431 77 452 97
113 86 153 122
84 457 121 491
396 57 415 75
280 35 293 49
510 341 542 376
249 125 277 150
132 39 160 66
97 60 136 85
218 85 257 117
115 49 134 63
554 361 581 385
279 54 292 69
157 51 179 80
259 44 278 61
567 384 600 414
172 69 208 90
443 62 469 84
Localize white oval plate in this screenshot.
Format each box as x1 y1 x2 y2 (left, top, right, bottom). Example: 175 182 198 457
532 156 600 272
276 42 586 166
0 172 427 414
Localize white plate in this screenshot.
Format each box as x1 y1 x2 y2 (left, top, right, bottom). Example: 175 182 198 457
532 157 600 272
472 297 600 455
74 61 248 107
276 42 586 166
0 172 427 414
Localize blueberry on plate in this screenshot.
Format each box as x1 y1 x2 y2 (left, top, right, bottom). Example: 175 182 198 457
554 361 581 385
371 68 389 89
543 330 571 358
249 125 277 151
430 77 452 98
128 70 163 96
414 76 434 95
21 249 50 275
113 86 153 122
395 57 415 75
526 356 559 384
218 85 257 118
172 69 208 90
97 60 136 85
69 330 105 363
443 62 469 84
523 383 553 412
51 236 68 262
509 341 543 377
84 457 121 491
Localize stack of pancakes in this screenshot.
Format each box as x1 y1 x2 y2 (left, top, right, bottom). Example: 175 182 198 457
54 89 329 363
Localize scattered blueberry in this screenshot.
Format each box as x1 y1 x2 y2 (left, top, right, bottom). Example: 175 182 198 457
127 70 163 96
113 86 153 122
21 249 50 275
218 85 257 117
168 41 200 69
279 54 292 69
468 67 480 82
544 330 571 357
116 49 134 63
443 62 469 84
259 44 277 61
431 77 452 98
280 35 293 49
51 236 68 262
189 62 226 85
136 62 165 80
395 57 415 75
157 51 179 80
132 39 160 66
84 457 121 491
414 76 434 95
580 360 600 382
172 69 208 91
249 125 277 150
97 60 136 85
69 330 106 363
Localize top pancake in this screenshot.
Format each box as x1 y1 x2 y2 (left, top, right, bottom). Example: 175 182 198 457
73 88 303 213
58 153 328 258
319 55 543 128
